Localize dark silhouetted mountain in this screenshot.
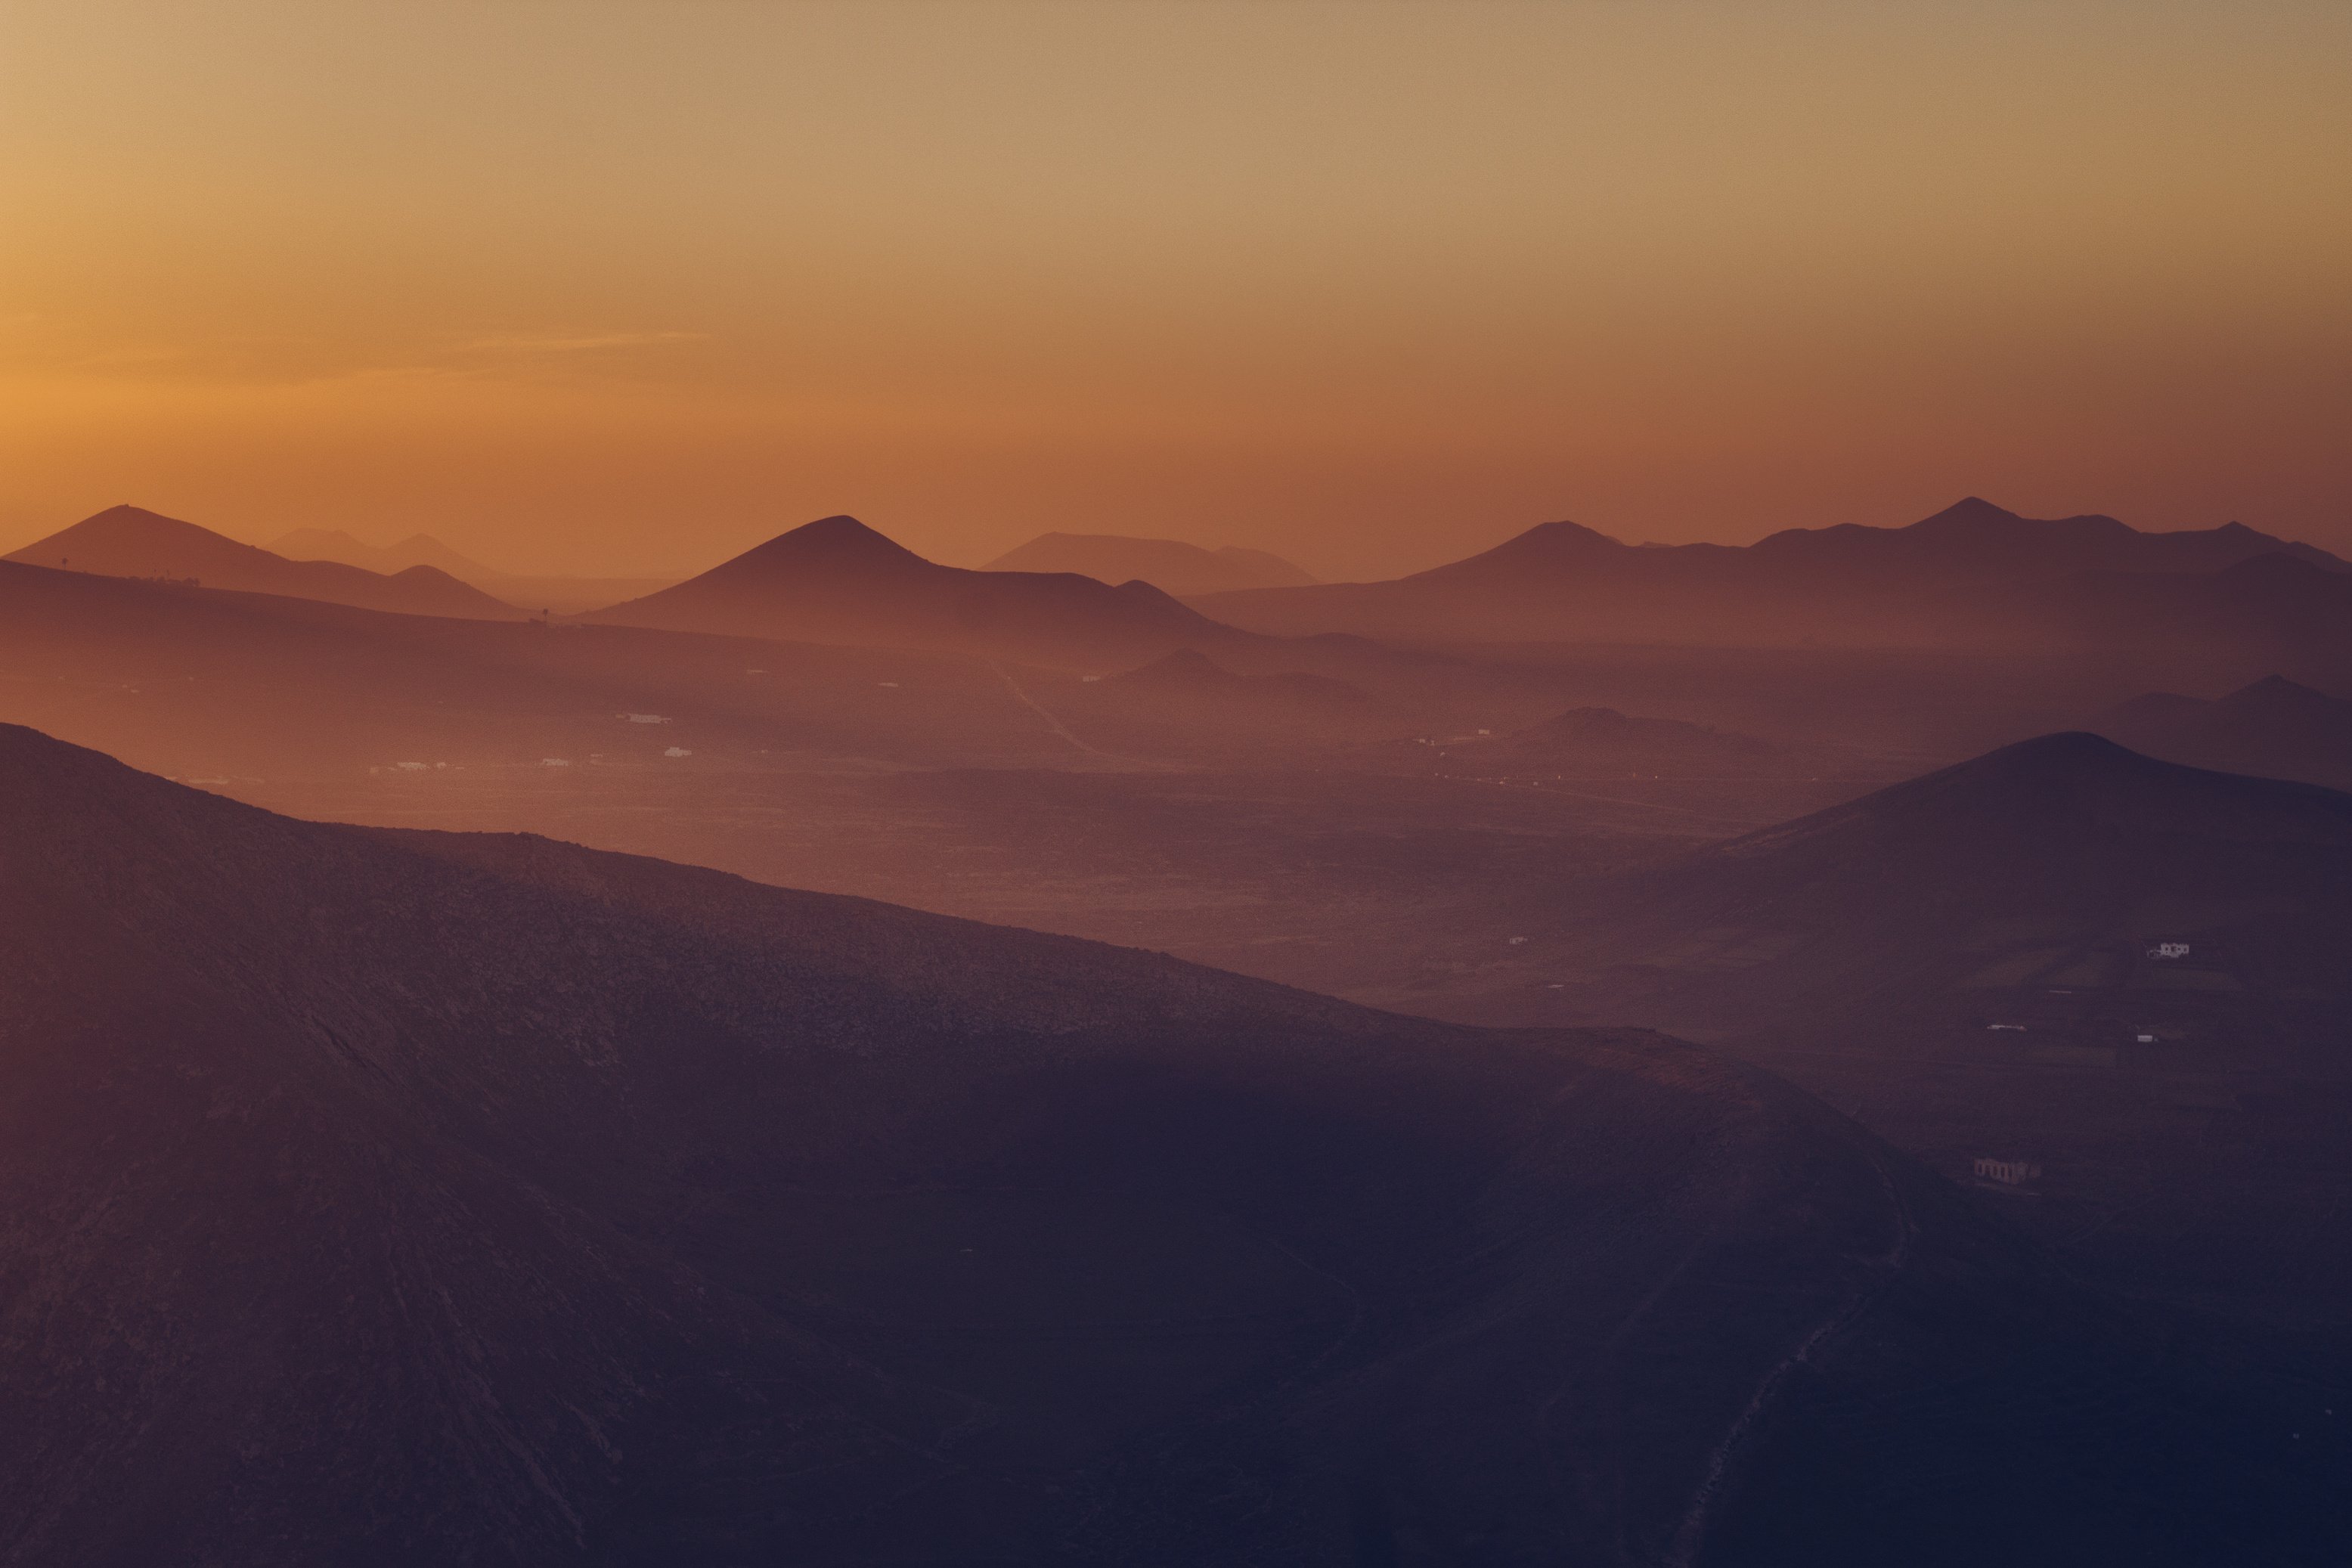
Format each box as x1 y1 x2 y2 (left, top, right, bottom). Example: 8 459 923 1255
985 531 1316 594
589 516 1247 669
2092 676 2352 791
8 506 525 621
1191 498 2349 653
2 725 2330 1566
1558 733 2352 1034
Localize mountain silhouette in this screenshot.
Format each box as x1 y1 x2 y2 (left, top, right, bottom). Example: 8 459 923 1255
1189 498 2349 653
984 532 1316 594
590 516 1245 669
2093 675 2352 791
8 506 525 620
0 724 2324 1565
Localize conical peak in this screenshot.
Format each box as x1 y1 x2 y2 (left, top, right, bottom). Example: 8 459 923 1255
730 515 930 574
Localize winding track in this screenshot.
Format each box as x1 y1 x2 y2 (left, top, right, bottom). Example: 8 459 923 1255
1663 1145 1919 1568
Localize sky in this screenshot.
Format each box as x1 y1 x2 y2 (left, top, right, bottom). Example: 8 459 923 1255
2 0 2347 580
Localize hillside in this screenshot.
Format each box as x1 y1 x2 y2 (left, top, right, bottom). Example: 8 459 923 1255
0 726 2329 1566
8 506 525 621
1545 733 2352 1037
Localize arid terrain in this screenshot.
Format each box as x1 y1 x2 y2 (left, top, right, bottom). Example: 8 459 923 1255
3 500 2349 1563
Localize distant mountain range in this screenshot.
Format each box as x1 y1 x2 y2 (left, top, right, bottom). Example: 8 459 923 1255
272 525 678 616
588 515 1250 670
11 724 2324 1563
1190 498 2352 668
8 507 525 621
984 531 1315 595
2092 675 2352 792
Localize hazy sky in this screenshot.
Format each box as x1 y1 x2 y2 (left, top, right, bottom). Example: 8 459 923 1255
3 1 2347 578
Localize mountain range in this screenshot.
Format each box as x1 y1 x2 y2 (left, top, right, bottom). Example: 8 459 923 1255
984 531 1315 595
8 507 525 621
1190 498 2351 664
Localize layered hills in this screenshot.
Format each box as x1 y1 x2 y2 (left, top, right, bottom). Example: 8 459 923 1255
8 506 525 621
0 726 2327 1565
984 531 1315 594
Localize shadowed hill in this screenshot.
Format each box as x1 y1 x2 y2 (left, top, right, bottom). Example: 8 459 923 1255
8 506 525 621
985 531 1315 594
1 726 2331 1566
1190 497 2349 658
1552 733 2352 1034
590 516 1247 670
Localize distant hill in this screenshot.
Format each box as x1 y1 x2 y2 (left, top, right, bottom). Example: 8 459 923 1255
1190 497 2350 657
1553 733 2352 1037
984 531 1315 595
8 507 524 621
588 514 1248 669
1 723 2327 1566
2092 676 2352 792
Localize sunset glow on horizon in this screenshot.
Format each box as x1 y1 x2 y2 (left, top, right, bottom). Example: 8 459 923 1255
5 0 2347 578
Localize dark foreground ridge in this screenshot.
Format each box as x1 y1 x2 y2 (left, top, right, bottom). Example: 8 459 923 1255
0 725 2340 1566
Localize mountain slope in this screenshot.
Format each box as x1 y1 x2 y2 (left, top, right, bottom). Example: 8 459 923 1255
0 726 2323 1566
589 515 1247 669
985 531 1315 594
8 507 525 621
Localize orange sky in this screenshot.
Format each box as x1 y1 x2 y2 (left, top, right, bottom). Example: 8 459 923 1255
3 2 2347 579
